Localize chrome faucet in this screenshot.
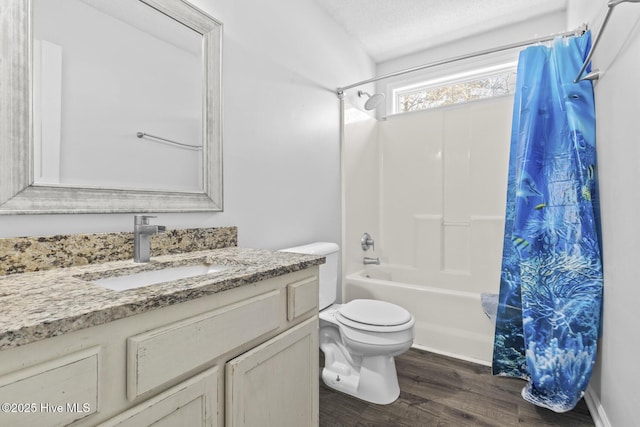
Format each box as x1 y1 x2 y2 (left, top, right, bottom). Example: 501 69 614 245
133 215 166 263
363 257 380 265
361 232 375 251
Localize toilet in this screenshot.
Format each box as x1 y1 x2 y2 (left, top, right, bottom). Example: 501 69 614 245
280 242 415 405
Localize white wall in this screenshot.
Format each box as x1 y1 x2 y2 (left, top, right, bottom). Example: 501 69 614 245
568 1 640 426
0 0 375 251
377 11 567 75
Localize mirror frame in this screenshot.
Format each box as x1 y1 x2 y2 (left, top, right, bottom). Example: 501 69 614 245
0 0 223 214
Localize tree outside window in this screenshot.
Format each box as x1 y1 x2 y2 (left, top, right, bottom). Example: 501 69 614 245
396 70 517 113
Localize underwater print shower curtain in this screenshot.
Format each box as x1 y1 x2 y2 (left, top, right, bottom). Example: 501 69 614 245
492 32 603 413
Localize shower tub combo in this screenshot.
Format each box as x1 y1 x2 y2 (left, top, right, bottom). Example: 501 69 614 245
344 266 495 365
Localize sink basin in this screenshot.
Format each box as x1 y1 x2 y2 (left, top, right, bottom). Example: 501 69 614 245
92 264 229 291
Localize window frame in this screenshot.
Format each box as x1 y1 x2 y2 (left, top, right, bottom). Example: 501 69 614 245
389 61 518 115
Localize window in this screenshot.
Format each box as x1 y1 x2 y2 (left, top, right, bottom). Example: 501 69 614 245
393 63 517 113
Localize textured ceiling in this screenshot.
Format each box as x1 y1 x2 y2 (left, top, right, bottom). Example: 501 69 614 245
314 0 568 62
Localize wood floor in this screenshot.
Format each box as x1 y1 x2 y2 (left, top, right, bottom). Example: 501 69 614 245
319 348 595 426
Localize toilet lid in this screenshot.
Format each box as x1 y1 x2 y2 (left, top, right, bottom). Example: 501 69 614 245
338 299 412 327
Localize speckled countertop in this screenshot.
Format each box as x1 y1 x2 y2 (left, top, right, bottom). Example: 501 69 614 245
0 247 324 351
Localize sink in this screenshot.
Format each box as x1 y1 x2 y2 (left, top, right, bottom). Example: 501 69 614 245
92 264 229 292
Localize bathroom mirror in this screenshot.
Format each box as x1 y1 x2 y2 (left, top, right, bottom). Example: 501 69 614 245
0 0 223 214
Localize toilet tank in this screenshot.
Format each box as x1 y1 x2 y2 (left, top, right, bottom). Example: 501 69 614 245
279 242 339 310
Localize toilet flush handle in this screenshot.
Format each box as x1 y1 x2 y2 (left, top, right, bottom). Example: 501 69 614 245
361 232 375 251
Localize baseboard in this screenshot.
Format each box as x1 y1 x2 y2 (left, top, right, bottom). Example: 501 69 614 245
411 343 492 367
584 385 611 427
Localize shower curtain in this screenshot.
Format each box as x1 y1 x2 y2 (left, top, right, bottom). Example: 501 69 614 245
492 32 603 413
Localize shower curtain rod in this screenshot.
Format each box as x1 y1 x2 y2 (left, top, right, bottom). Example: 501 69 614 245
575 0 640 83
336 25 587 97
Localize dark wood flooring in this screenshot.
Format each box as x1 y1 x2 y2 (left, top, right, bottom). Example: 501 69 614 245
319 348 594 426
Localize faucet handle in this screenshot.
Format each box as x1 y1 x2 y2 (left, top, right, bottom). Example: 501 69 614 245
361 232 375 251
134 214 156 225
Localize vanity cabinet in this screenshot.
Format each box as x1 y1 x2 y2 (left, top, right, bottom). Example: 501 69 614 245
226 317 318 427
0 267 319 427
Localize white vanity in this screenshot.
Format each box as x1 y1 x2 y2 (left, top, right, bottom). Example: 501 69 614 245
0 244 321 427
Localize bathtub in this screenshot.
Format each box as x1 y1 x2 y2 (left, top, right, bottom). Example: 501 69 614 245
343 267 495 365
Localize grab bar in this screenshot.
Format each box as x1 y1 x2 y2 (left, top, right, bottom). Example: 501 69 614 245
136 132 202 151
575 0 640 83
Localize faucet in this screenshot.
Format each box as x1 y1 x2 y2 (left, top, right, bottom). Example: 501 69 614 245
363 257 380 265
361 232 375 251
133 215 166 263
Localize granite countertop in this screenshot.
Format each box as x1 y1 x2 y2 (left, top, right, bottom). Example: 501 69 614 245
0 247 324 351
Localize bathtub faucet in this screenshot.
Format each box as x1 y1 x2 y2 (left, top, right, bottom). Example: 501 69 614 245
363 257 380 265
361 232 375 251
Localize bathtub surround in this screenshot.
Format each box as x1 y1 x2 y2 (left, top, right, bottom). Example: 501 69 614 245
342 96 513 364
0 226 237 276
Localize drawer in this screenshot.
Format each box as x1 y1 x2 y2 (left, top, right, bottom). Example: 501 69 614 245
0 346 100 427
287 275 318 321
127 289 280 400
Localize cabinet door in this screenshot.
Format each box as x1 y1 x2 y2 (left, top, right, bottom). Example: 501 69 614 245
98 366 218 427
0 347 100 427
226 316 319 427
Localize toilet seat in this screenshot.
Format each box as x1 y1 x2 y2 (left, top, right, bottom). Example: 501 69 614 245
336 299 414 333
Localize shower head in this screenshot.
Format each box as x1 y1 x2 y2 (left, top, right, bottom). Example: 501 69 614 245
358 90 385 110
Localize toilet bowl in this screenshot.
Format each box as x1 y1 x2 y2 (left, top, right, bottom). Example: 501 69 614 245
319 300 414 404
279 243 415 405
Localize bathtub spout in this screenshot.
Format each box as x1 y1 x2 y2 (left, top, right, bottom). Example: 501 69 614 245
363 257 380 265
